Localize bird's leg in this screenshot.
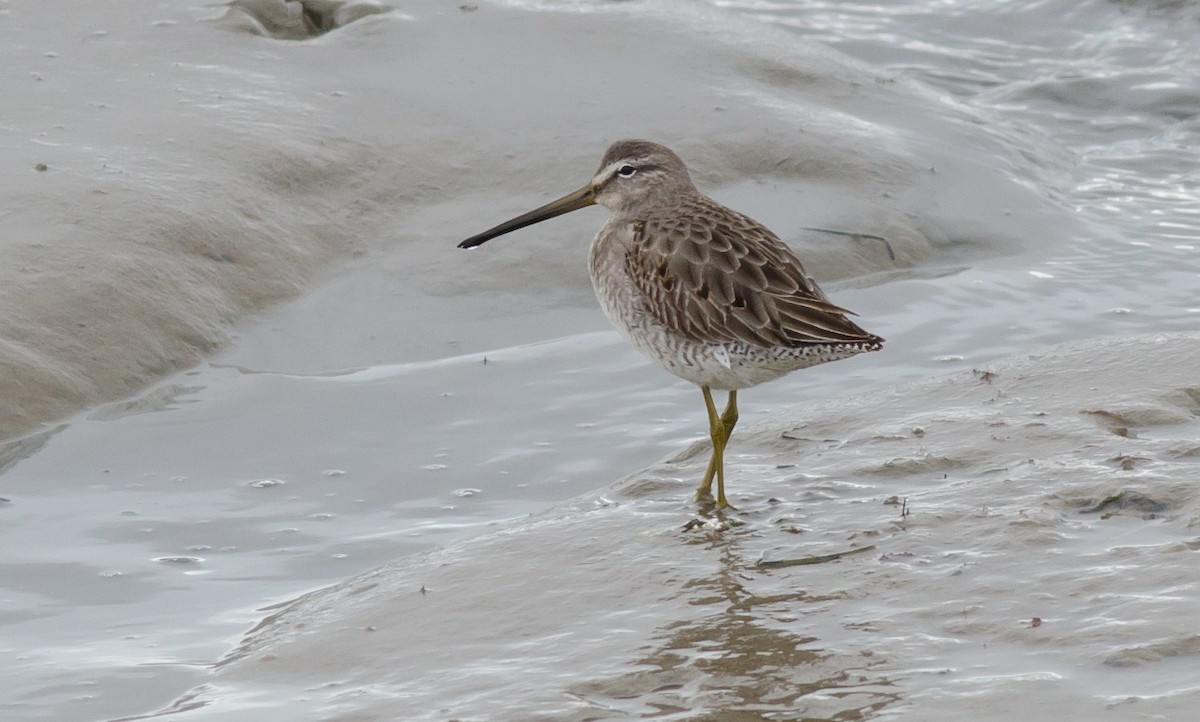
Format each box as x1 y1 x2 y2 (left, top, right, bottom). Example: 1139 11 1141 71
697 387 736 508
714 390 737 508
720 389 739 439
698 389 740 497
696 386 722 502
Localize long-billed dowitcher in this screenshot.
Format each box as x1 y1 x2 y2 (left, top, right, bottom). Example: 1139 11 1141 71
459 140 883 508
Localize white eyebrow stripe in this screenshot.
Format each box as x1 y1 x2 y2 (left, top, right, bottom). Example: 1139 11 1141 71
593 157 655 186
593 160 629 185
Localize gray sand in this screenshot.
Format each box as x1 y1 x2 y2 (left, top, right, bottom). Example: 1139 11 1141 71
1 0 1071 439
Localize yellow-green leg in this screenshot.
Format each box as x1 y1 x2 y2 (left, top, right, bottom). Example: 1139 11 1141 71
696 387 739 508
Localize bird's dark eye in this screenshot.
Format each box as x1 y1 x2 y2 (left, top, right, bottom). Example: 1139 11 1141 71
617 164 637 178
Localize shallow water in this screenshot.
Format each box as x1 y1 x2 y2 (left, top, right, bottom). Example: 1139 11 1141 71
0 335 688 720
186 333 1200 721
2 0 1198 719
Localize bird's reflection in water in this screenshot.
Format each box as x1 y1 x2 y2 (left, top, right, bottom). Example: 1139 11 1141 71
568 529 900 720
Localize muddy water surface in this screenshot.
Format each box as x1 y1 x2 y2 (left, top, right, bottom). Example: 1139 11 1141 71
1 0 1198 720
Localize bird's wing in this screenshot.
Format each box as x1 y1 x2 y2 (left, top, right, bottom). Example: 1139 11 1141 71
626 202 881 348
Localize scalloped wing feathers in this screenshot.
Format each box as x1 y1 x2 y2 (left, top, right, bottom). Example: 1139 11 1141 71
625 197 883 350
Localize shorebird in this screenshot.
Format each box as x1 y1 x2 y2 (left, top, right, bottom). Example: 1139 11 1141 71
459 140 883 508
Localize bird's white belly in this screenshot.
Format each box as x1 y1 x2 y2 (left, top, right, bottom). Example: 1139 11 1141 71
603 311 860 390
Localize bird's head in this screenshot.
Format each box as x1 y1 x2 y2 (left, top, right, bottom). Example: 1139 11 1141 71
457 139 695 249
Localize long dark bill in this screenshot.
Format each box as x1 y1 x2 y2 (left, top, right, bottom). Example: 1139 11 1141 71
458 184 596 249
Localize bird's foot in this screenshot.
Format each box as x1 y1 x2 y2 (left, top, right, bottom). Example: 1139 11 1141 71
695 487 737 511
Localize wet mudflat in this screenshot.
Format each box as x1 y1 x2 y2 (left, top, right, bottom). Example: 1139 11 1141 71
1 0 1198 720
